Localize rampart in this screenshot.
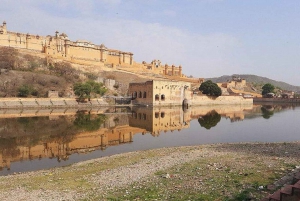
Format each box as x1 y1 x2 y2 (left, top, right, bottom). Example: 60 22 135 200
0 21 133 67
0 21 188 79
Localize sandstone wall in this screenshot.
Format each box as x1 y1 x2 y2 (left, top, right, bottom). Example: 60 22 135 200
0 98 108 109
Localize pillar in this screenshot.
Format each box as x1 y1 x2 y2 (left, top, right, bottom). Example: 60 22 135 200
179 65 182 76
64 39 70 57
172 65 175 76
26 33 31 49
2 21 7 34
165 64 168 75
119 132 122 143
130 53 133 65
119 52 123 64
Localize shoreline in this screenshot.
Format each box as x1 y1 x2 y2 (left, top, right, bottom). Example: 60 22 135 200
0 142 299 201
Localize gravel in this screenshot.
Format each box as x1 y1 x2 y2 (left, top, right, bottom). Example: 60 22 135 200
0 142 299 201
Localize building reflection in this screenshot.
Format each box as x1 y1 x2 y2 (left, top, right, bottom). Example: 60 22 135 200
0 104 268 171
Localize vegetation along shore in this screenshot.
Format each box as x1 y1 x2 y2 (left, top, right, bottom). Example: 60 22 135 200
0 142 299 201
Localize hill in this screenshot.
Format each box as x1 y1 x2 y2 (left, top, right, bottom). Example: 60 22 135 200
0 47 151 98
206 74 300 92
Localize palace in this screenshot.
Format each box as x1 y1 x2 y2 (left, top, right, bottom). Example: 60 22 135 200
0 21 187 78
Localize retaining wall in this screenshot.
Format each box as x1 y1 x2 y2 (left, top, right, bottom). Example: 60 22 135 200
0 98 108 109
254 98 300 103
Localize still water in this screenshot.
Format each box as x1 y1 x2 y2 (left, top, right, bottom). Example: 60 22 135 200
0 104 299 175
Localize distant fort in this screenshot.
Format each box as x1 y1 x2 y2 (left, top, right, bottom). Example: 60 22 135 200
0 21 187 79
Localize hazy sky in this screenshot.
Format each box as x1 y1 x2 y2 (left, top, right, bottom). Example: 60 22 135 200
0 0 299 85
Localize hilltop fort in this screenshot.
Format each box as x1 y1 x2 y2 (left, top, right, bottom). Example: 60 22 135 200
0 21 197 82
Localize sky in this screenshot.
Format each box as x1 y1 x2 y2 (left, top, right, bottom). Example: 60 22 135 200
0 0 299 85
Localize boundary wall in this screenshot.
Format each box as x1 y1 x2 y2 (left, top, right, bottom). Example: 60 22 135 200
0 98 108 109
254 98 300 103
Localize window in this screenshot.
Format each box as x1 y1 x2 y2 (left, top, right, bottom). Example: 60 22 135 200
161 94 165 101
155 94 159 101
139 91 142 98
155 112 159 118
143 91 147 98
132 91 137 99
161 112 165 118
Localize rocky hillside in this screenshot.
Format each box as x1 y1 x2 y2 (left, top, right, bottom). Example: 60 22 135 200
0 47 150 98
206 74 300 92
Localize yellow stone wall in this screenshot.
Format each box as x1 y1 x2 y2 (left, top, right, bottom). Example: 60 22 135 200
129 80 253 106
0 21 133 67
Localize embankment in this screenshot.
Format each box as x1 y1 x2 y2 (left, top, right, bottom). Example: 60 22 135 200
254 97 300 104
0 98 108 109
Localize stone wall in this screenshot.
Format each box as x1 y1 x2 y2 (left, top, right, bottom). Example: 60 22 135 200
129 80 252 106
0 98 108 109
0 21 133 67
190 95 253 106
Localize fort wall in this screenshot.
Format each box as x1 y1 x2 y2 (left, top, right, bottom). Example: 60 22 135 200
0 21 187 79
0 21 133 67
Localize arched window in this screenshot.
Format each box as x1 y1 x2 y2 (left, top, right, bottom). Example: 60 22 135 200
139 91 142 98
161 112 165 118
155 94 159 101
132 91 137 99
143 91 147 98
161 94 165 101
155 112 159 118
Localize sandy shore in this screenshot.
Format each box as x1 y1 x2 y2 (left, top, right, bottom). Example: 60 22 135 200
0 142 299 201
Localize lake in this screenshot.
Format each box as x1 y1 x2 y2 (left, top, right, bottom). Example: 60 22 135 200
0 103 299 175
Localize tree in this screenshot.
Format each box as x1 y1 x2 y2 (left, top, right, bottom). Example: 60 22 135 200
198 110 221 130
73 112 107 131
262 83 275 95
18 85 38 97
199 80 222 97
73 80 107 101
261 106 274 119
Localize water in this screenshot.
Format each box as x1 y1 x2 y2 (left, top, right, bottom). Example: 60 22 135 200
0 104 299 175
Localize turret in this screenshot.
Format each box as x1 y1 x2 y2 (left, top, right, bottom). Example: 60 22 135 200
165 64 168 75
179 65 182 76
172 65 175 76
1 21 7 34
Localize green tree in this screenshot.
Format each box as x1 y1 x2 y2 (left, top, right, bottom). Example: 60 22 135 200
199 80 222 97
74 80 107 101
261 106 274 119
198 110 221 130
18 85 38 97
86 80 107 96
73 112 107 131
262 83 275 95
74 82 92 101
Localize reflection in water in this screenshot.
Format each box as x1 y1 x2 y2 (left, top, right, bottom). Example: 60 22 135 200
198 110 221 130
261 105 274 119
0 103 299 174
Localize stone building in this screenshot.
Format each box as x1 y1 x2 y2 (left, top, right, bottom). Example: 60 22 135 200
0 21 133 67
129 80 253 107
142 59 182 77
129 80 191 106
0 21 190 79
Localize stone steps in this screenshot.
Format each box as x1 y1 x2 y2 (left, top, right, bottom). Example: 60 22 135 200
261 173 300 201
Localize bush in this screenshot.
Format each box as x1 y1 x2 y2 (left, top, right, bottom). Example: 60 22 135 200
199 80 222 97
74 80 107 101
262 83 275 95
18 85 38 97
